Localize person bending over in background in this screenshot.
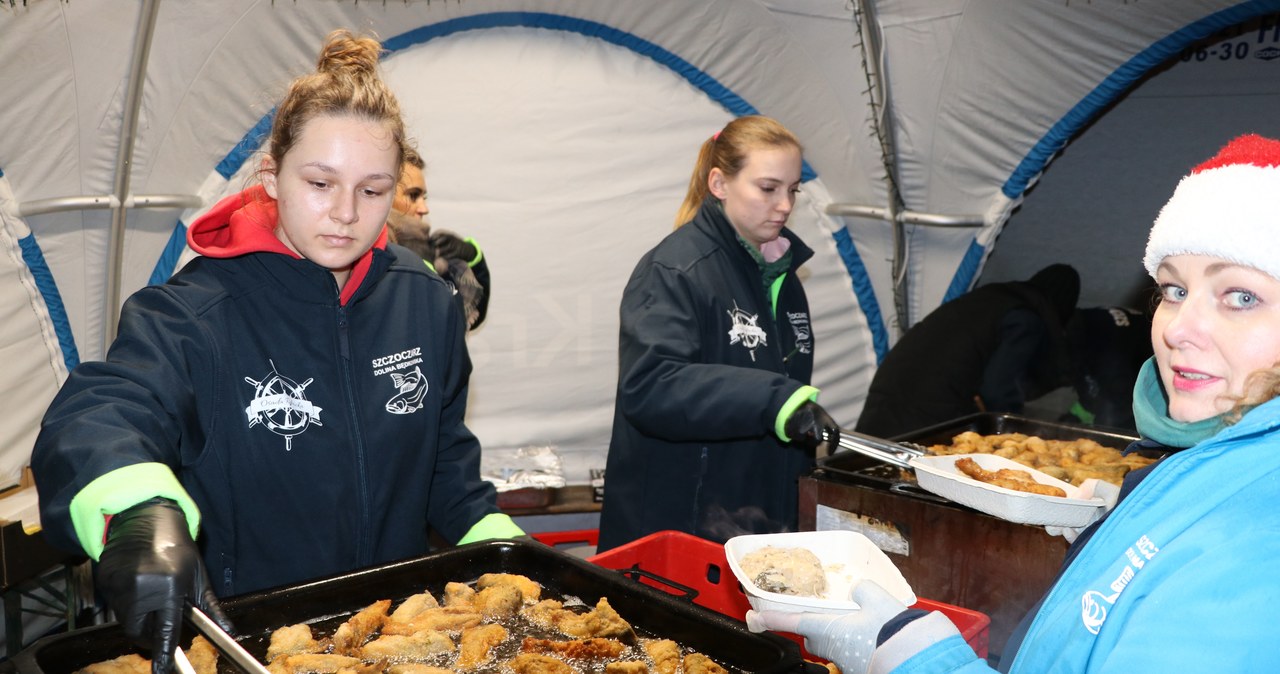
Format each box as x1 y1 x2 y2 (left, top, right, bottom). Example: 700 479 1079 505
750 134 1280 674
31 30 522 673
387 146 490 330
1063 305 1154 431
855 263 1080 438
598 115 840 552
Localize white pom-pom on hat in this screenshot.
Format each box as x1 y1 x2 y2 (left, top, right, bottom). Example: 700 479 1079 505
1144 134 1280 280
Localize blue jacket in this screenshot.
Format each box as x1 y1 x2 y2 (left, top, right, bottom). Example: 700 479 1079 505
876 396 1280 673
598 198 817 551
33 187 500 596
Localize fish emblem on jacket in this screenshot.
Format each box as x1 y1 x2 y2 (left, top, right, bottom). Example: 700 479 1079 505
386 366 429 414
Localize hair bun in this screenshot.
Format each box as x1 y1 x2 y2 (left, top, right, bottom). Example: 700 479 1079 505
315 29 383 76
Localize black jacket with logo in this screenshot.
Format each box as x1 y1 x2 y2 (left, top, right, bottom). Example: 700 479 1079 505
33 188 498 596
598 198 816 551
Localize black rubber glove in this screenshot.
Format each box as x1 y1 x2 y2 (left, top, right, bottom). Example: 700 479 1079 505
430 231 478 264
784 400 840 449
96 498 234 674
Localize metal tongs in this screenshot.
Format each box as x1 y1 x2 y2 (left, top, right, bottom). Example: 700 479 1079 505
186 605 272 674
831 427 928 469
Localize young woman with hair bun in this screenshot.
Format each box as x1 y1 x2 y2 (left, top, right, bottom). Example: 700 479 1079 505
32 30 521 672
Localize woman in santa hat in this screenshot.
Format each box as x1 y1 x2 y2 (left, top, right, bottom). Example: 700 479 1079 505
748 134 1280 674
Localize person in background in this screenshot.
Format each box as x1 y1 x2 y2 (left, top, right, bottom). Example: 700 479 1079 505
31 30 522 673
749 134 1280 673
855 263 1080 438
1063 305 1154 431
388 146 490 330
598 115 840 552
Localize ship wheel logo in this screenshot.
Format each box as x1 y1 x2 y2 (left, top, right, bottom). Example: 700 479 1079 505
244 361 323 451
727 301 767 361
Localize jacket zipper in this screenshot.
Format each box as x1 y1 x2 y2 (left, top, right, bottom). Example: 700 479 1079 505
336 303 373 565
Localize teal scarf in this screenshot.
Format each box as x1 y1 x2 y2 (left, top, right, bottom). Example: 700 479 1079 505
1132 357 1224 448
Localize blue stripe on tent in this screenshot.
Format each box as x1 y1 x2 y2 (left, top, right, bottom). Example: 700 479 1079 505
942 240 987 304
832 228 888 363
149 222 189 286
387 13 823 182
19 234 79 371
216 112 274 181
1005 0 1280 200
940 1 1280 298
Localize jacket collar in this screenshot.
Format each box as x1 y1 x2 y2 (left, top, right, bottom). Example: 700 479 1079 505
692 196 814 270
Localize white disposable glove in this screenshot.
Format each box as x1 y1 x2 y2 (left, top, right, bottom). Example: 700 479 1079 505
745 580 908 674
1045 478 1122 543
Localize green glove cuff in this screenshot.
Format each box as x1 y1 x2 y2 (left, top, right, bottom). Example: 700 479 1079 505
423 257 437 274
775 385 820 441
69 462 201 561
457 512 525 545
1070 400 1096 425
464 237 483 267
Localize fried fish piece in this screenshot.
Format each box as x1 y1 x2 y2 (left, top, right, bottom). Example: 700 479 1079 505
443 581 477 607
334 662 386 674
381 605 483 635
522 598 570 628
510 652 578 674
360 629 455 662
185 636 219 674
643 639 680 674
267 623 325 662
476 572 542 603
332 599 391 656
522 637 627 660
269 653 362 673
390 591 441 623
474 583 524 619
76 654 150 674
606 663 650 674
558 598 637 643
683 653 729 674
955 457 1066 497
456 623 509 669
387 666 456 674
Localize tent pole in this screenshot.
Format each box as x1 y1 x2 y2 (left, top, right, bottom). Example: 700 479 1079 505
18 194 201 218
103 0 163 352
824 204 982 228
852 0 909 334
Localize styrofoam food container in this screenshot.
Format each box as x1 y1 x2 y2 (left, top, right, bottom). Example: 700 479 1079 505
724 530 916 614
909 453 1107 527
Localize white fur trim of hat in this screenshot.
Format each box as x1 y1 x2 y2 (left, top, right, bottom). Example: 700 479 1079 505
1144 134 1280 280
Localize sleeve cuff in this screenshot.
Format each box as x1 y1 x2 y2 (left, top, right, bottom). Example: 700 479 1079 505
68 462 201 561
464 238 483 267
457 512 525 545
868 612 966 674
775 385 820 441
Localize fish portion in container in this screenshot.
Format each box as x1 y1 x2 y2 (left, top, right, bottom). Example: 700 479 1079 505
954 457 1067 497
926 431 1155 486
737 546 827 597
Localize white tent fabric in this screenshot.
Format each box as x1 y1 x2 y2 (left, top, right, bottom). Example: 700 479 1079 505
1 0 1278 489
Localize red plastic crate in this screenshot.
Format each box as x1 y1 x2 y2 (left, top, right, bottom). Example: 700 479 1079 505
588 530 990 659
531 529 600 548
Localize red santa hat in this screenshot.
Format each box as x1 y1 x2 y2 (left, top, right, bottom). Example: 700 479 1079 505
1144 134 1280 279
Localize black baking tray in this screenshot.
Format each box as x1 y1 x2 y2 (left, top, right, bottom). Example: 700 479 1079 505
9 539 814 674
815 412 1143 496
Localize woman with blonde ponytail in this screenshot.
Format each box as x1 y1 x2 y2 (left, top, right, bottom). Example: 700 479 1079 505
33 30 521 672
599 115 840 551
